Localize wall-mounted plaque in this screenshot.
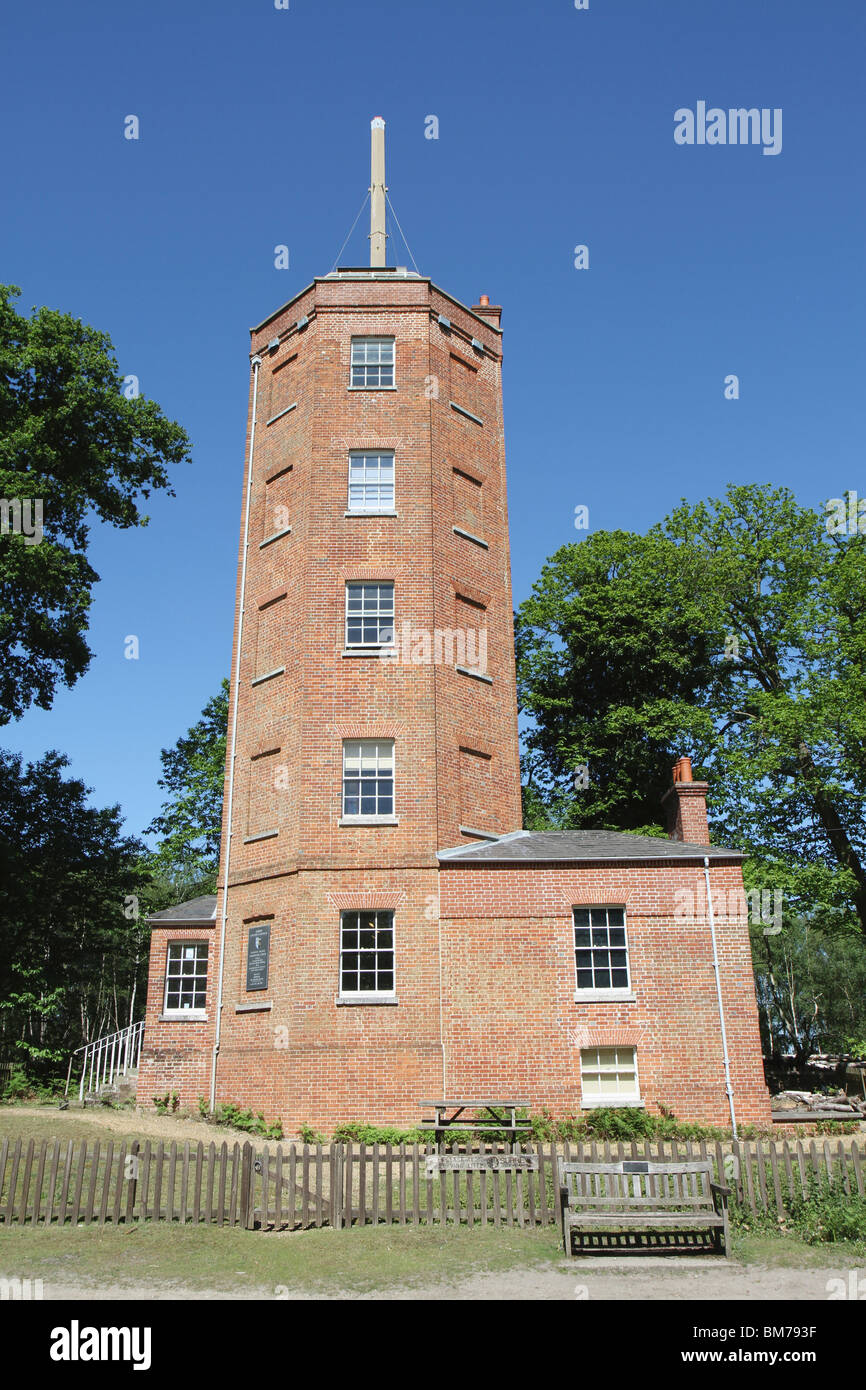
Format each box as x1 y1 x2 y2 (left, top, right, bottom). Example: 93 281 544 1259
246 922 271 992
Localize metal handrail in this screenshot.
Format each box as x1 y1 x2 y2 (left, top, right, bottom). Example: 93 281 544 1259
65 1019 145 1100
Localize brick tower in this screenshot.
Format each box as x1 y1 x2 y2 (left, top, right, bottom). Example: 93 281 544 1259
203 119 522 1126
137 120 772 1133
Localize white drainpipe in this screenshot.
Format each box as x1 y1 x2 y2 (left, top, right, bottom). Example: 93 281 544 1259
210 354 262 1111
703 855 738 1137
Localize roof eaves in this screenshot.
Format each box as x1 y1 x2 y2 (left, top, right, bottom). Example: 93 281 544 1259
250 276 502 338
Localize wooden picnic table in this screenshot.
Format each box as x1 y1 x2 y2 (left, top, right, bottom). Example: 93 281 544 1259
419 1100 533 1140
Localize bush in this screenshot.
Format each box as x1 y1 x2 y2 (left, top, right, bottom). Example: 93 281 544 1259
331 1121 427 1145
528 1106 729 1143
152 1091 179 1115
0 1066 64 1104
298 1122 328 1146
1 1066 34 1101
785 1174 866 1245
210 1102 283 1141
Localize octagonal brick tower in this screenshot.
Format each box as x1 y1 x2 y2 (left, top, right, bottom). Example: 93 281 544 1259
204 254 523 1127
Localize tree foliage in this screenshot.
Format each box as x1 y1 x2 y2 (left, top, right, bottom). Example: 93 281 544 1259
751 913 866 1063
0 284 190 722
517 484 866 937
145 680 228 899
0 749 149 1071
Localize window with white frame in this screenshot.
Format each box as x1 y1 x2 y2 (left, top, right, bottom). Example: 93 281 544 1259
342 740 394 818
345 582 394 648
347 451 395 513
350 337 394 388
339 910 395 996
164 942 208 1013
580 1047 640 1103
573 907 630 991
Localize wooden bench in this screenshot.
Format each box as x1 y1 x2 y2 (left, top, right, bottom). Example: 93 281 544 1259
419 1100 533 1143
559 1159 730 1256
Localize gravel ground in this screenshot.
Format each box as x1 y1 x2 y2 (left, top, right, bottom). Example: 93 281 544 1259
33 1259 861 1301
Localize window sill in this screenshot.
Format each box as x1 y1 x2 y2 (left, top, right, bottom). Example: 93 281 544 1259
159 1012 208 1023
336 995 398 1006
341 647 390 658
338 816 399 827
244 829 279 844
343 510 398 518
235 1001 272 1013
581 1098 644 1110
348 385 397 392
574 991 636 1003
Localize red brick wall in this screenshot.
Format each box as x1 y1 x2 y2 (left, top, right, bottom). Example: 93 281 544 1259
196 868 444 1130
136 926 216 1105
438 858 771 1128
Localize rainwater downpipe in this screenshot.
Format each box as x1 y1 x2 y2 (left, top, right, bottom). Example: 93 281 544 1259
210 354 263 1112
703 855 738 1137
437 894 447 1099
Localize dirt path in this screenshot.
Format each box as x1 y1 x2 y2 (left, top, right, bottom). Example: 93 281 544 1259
34 1260 858 1301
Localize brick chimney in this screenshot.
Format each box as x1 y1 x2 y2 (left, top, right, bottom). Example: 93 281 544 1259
661 757 710 845
472 294 502 329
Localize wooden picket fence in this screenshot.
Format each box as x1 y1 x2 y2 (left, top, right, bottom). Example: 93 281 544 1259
0 1135 863 1230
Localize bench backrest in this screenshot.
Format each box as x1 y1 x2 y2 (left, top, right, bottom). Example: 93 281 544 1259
559 1159 715 1211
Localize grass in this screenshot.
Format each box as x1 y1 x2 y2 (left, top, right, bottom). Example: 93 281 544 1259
730 1230 866 1267
0 1109 146 1147
0 1221 563 1295
3 1219 865 1298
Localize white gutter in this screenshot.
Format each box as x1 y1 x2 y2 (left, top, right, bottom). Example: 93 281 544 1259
437 894 446 1099
210 354 262 1111
703 855 738 1137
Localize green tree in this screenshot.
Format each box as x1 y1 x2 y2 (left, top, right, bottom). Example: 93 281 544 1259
751 913 866 1064
0 284 190 722
517 484 866 937
145 680 228 899
0 749 148 1072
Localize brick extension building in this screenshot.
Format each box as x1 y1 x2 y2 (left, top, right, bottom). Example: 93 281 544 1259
137 121 771 1131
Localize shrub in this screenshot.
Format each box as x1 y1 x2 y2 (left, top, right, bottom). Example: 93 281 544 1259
526 1106 730 1143
1 1066 35 1101
331 1121 427 1145
211 1102 283 1141
785 1174 866 1245
152 1090 179 1115
0 1067 64 1104
298 1123 328 1145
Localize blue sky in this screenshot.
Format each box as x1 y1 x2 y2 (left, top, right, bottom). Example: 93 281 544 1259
3 0 864 841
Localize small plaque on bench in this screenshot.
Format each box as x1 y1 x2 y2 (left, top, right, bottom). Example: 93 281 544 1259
622 1161 649 1174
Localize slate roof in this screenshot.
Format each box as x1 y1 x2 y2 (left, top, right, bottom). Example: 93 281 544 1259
437 830 743 865
147 894 218 924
